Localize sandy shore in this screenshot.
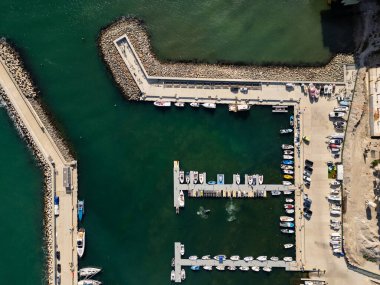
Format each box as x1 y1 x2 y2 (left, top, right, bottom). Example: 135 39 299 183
98 17 354 100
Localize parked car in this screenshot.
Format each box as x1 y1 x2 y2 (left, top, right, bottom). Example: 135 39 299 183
305 159 314 167
303 176 311 183
329 112 345 118
56 250 60 260
304 165 313 173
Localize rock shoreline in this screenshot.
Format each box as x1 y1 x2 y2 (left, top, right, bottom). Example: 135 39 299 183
99 17 355 100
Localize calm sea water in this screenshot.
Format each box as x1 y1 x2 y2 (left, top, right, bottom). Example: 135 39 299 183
0 0 354 284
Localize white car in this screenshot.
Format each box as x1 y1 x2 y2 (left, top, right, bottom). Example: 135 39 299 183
303 176 311 183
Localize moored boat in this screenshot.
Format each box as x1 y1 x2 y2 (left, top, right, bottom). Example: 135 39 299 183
284 204 294 209
285 198 293 203
77 228 85 258
271 190 281 196
178 190 185 207
227 266 236 271
258 175 264 185
230 255 240 261
154 101 171 107
239 266 250 271
251 266 260 272
263 267 272 272
214 255 226 261
78 280 102 285
170 270 175 281
216 266 225 271
270 256 279 261
78 200 84 222
284 243 294 249
282 181 292 186
190 102 200 107
180 244 185 255
199 173 204 184
285 209 295 214
283 191 292 195
282 160 294 165
203 266 212 271
281 229 295 234
243 256 254 262
191 266 200 271
174 102 185 107
282 144 294 150
235 174 240 185
202 103 216 109
283 150 294 155
283 257 293 262
290 115 294 126
207 181 216 185
256 256 267 261
185 172 190 184
282 169 294 175
280 222 294 228
283 174 293 180
280 216 294 222
281 164 294 170
248 175 253 185
283 155 294 160
237 104 250 111
181 269 186 280
280 129 293 134
179 171 184 184
201 255 210 260
189 255 198 260
193 171 198 184
79 267 102 278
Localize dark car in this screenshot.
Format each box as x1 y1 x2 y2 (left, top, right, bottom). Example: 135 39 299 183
304 199 312 209
304 165 313 173
56 251 60 260
57 264 61 273
303 208 313 220
305 159 314 167
230 87 239 93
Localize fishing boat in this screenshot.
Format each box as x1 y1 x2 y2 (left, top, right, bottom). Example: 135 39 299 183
283 174 293 180
239 266 250 271
283 191 292 195
199 173 204 184
281 229 294 234
280 222 294 228
283 155 294 160
174 102 185 107
283 150 294 155
78 200 84 222
248 175 253 185
282 181 292 186
79 267 102 278
270 256 279 261
203 266 212 271
185 172 190 184
285 198 293 203
284 243 294 249
283 257 293 262
280 129 293 134
290 115 294 126
227 266 236 271
190 102 200 107
179 171 185 184
181 269 186 280
216 266 225 271
207 181 216 185
235 174 240 185
330 180 341 186
243 256 254 262
191 266 200 271
193 171 198 184
251 266 260 272
201 255 210 260
170 270 175 281
230 255 240 261
180 244 185 255
202 103 216 109
189 256 198 260
284 204 294 209
282 169 294 175
256 256 267 261
282 144 294 150
77 228 85 258
178 190 185 207
263 267 272 272
78 280 102 285
282 160 294 165
280 216 294 222
285 209 295 214
271 190 281 196
281 164 294 170
258 175 264 185
154 101 171 107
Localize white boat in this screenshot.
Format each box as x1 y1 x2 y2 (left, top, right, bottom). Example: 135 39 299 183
193 171 198 184
283 155 294 160
248 175 253 185
180 244 185 256
284 243 294 249
201 255 210 260
199 173 204 184
328 195 341 202
79 267 102 278
283 191 292 195
239 266 250 271
237 104 250 111
281 164 294 170
170 270 175 281
334 106 348 112
78 280 102 285
174 102 185 107
189 255 198 260
283 169 294 174
286 209 295 214
235 174 240 185
329 139 342 145
243 256 254 262
181 269 186 280
330 240 341 245
263 267 272 272
202 103 216 109
258 175 264 185
283 150 294 155
280 129 293 134
203 266 212 271
271 190 281 196
283 257 293 262
77 228 85 258
330 189 340 195
185 172 190 184
179 171 184 184
285 198 293 203
190 102 199 107
230 255 240 261
216 266 225 271
214 255 226 261
282 181 292 186
270 256 279 261
330 133 345 139
154 101 171 107
329 112 345 118
227 266 236 271
282 144 294 150
330 209 341 216
330 180 341 186
256 256 267 261
280 216 294 222
251 266 260 272
178 190 185 207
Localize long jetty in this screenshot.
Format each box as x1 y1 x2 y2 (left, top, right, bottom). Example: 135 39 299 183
0 51 78 284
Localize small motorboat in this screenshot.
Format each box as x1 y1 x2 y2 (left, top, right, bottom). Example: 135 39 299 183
79 267 102 278
185 172 190 184
243 256 254 262
189 255 198 260
285 198 293 203
199 173 204 184
180 244 185 256
270 256 279 261
280 128 293 134
283 155 294 160
286 209 295 214
248 175 253 185
281 164 294 170
191 266 200 271
217 174 224 184
283 257 293 262
284 243 294 249
271 190 281 196
281 229 295 234
251 266 260 272
181 269 186 280
178 190 185 207
154 101 171 107
170 270 175 281
179 171 185 184
283 169 294 175
290 115 294 126
280 222 294 228
216 266 225 271
77 228 85 258
282 160 294 165
330 180 341 186
284 204 294 209
258 175 264 185
78 200 84 222
283 150 294 155
256 256 267 261
193 171 199 184
203 266 212 271
230 255 240 261
280 216 294 222
227 266 236 271
263 267 272 272
78 280 102 285
329 112 345 118
283 174 293 180
283 191 292 195
282 181 292 186
207 181 216 185
235 174 240 185
239 266 250 271
214 255 226 261
174 102 185 107
190 102 200 107
201 255 210 260
282 144 294 150
202 103 216 109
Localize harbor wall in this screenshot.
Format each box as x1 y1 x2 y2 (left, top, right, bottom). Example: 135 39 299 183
98 17 354 100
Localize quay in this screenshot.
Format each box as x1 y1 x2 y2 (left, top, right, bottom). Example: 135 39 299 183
173 161 295 212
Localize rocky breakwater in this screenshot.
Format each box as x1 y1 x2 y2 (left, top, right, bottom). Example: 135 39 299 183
98 17 355 100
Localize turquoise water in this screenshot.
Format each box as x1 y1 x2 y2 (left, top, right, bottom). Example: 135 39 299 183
0 0 355 284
